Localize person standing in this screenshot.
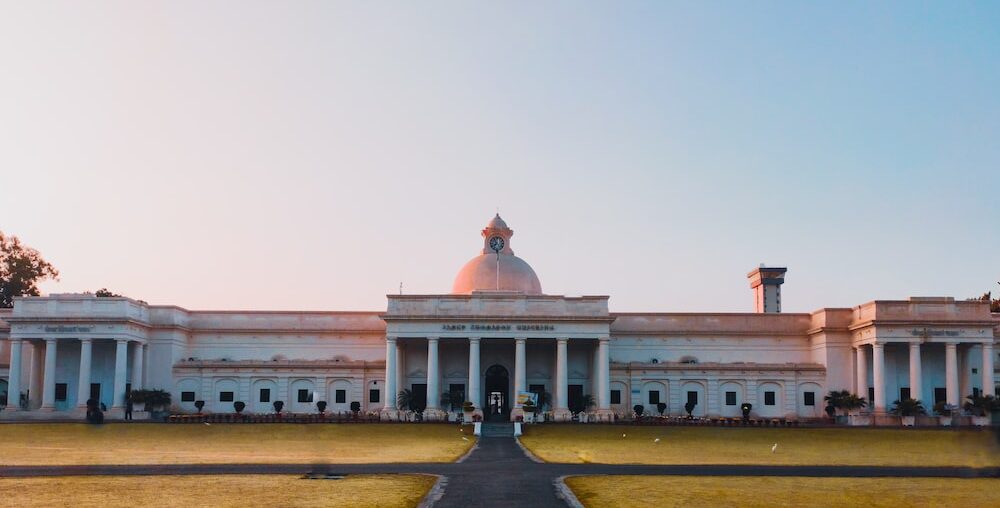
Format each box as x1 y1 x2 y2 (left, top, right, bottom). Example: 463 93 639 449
125 397 133 421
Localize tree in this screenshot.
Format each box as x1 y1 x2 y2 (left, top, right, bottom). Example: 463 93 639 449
397 388 414 411
94 288 121 297
0 231 59 308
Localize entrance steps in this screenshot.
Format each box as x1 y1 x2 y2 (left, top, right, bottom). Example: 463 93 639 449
480 422 514 438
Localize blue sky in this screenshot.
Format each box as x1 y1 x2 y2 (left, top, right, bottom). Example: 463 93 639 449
1 2 997 312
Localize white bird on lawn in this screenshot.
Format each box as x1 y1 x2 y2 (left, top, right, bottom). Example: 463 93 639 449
654 438 661 443
204 422 211 426
622 433 627 438
462 437 469 441
771 443 778 453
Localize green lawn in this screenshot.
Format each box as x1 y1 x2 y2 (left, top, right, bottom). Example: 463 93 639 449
520 425 1000 467
0 474 436 508
0 423 474 465
564 476 1000 508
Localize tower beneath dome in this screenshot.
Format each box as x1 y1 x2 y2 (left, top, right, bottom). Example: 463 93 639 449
451 214 543 295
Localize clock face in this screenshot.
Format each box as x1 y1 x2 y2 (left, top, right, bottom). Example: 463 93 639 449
488 236 505 252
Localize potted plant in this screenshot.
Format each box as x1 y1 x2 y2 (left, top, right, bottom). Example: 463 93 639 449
234 401 246 415
933 402 957 426
684 401 696 418
633 404 645 418
963 394 998 426
841 394 869 426
194 400 205 414
656 402 667 417
890 398 925 426
740 402 753 424
316 400 327 414
350 401 361 417
273 400 284 414
462 400 475 421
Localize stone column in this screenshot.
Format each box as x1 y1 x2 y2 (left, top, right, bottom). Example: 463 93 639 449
554 338 571 421
514 338 526 401
983 343 995 397
872 343 885 413
596 338 612 419
112 339 129 409
425 337 445 420
5 339 23 411
76 339 93 409
28 342 43 408
959 345 972 400
396 340 406 398
383 337 397 412
908 342 922 403
468 338 481 409
945 343 959 406
39 339 59 411
856 346 868 400
131 342 144 391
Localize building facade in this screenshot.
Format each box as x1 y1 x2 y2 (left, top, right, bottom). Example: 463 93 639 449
1 216 997 421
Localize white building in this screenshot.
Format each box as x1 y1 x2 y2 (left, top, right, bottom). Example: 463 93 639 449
1 215 997 422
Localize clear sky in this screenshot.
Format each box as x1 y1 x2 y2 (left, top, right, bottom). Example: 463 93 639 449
2 2 998 313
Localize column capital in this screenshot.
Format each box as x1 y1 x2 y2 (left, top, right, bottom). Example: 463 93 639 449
44 337 58 345
115 338 129 345
427 336 439 344
468 337 481 344
556 337 569 345
79 338 93 344
598 337 611 345
386 336 397 344
514 337 526 345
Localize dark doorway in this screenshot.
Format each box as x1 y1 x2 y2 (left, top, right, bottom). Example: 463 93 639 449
484 365 509 422
90 383 101 403
568 384 584 413
410 383 427 412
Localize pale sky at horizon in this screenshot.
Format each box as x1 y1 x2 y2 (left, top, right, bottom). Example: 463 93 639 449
2 2 998 313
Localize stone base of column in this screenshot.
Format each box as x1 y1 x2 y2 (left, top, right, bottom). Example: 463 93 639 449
38 406 56 412
1 406 21 412
594 409 615 423
552 408 573 422
423 408 448 422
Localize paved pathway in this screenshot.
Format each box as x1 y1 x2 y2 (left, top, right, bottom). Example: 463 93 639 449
3 432 999 507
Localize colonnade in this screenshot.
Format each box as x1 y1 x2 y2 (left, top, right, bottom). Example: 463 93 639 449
382 336 611 420
857 341 995 413
4 337 146 411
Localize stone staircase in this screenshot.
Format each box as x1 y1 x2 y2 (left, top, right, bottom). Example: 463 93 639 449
480 422 514 438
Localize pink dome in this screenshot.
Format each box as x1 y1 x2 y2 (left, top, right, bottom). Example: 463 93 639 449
451 254 543 295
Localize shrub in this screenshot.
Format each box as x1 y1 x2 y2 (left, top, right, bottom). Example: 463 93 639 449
656 402 666 415
194 400 205 414
273 400 284 414
684 401 696 417
350 401 361 413
890 398 926 416
462 401 475 412
234 401 246 414
316 400 328 413
633 404 644 417
963 394 998 417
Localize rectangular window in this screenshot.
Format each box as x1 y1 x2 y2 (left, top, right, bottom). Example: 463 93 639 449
933 387 946 405
610 390 621 405
804 392 815 406
335 389 346 404
181 391 195 402
297 389 313 403
687 391 698 406
259 388 271 403
764 391 776 406
725 391 737 406
90 383 101 402
219 391 234 402
55 383 67 402
369 389 380 403
899 387 910 401
648 390 660 405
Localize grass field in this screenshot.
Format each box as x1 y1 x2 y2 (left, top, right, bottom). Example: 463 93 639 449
564 476 1000 508
520 425 1000 467
0 474 435 508
0 424 474 466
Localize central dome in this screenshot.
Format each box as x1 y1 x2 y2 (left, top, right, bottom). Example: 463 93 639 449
451 215 543 295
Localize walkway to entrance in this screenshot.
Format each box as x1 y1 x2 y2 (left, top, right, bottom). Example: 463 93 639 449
4 430 999 507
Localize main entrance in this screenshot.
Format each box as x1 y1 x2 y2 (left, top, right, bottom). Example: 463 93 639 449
484 364 509 422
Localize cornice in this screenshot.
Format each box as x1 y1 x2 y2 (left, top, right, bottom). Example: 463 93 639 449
380 315 614 323
847 319 998 331
614 361 825 372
